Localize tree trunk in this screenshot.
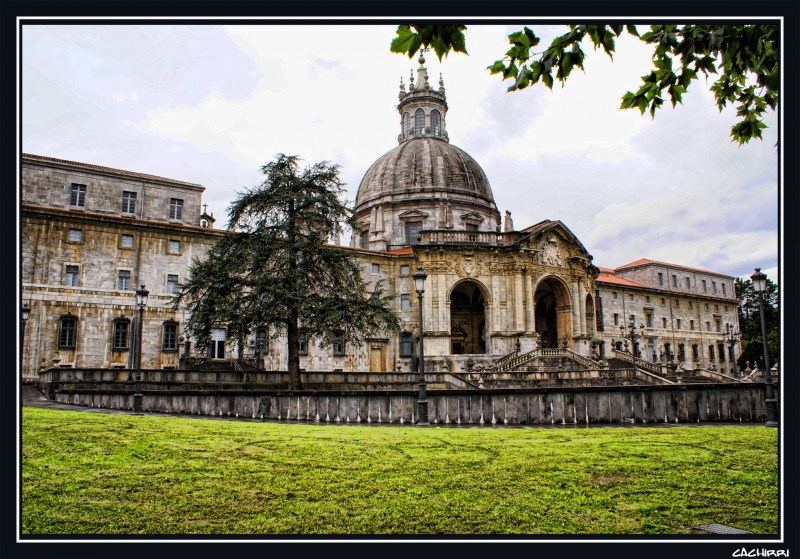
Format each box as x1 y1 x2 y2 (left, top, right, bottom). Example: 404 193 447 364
287 310 302 390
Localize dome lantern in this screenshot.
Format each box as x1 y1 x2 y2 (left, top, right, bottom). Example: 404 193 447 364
397 48 449 144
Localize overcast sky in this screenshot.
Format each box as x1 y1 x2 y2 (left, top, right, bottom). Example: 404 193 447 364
20 22 780 283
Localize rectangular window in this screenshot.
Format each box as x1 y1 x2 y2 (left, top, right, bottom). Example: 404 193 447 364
705 303 709 311
360 230 369 248
646 314 653 328
722 284 727 296
674 300 679 308
400 265 410 277
612 292 617 300
59 315 76 348
672 274 677 287
256 328 268 352
709 345 715 361
645 296 650 304
121 234 134 248
68 228 82 243
121 191 137 214
660 298 666 306
715 304 719 312
706 321 711 331
399 333 413 357
662 318 667 328
724 305 728 312
712 281 717 294
400 293 411 310
628 294 634 301
688 301 693 309
163 322 178 351
168 240 181 254
405 221 422 245
118 270 131 291
613 313 619 326
702 280 707 293
333 336 344 356
658 272 663 286
676 319 681 330
113 319 129 350
169 198 183 220
692 344 699 361
685 277 690 289
70 184 86 207
298 330 308 355
64 264 79 286
690 320 695 331
716 320 721 332
167 274 179 295
371 263 380 274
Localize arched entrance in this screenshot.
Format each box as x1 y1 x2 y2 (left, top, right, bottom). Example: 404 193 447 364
449 281 486 354
534 277 572 349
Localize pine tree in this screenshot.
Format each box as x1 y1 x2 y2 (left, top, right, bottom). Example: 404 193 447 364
173 154 400 389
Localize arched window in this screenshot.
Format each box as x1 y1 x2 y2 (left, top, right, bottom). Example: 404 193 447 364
430 109 441 135
415 108 425 135
59 313 77 349
113 316 130 350
403 112 410 135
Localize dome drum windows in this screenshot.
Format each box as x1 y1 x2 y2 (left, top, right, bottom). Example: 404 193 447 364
414 109 425 136
430 110 441 135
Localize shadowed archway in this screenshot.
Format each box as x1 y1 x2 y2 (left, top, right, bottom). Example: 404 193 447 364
449 281 486 354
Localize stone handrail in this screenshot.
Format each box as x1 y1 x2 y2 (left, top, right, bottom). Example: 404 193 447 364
613 351 662 374
562 349 598 369
486 350 538 372
418 230 501 246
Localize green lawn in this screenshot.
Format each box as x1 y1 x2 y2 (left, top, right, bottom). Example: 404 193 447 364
21 406 779 536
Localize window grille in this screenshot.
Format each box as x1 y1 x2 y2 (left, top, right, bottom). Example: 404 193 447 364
169 198 183 220
121 191 137 214
70 184 86 207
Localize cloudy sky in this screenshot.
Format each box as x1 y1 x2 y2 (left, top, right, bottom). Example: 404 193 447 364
20 22 780 283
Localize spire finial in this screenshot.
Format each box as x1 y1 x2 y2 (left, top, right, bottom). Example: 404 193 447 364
418 47 425 65
409 69 415 90
439 73 445 91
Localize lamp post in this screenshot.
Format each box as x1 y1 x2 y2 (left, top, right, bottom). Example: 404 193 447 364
722 323 742 376
413 270 429 426
620 318 645 363
133 285 149 414
21 301 30 382
750 268 778 427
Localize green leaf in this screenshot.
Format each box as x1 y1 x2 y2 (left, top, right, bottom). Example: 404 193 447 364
390 25 419 57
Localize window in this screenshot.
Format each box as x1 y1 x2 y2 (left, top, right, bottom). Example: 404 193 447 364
716 320 721 332
712 281 717 294
70 184 86 207
628 294 634 301
646 314 653 328
690 320 695 331
702 280 707 293
399 332 413 357
360 230 369 248
692 344 699 361
333 335 344 356
676 319 681 330
612 292 617 300
298 330 308 355
722 283 727 296
645 296 650 304
68 228 82 243
718 343 726 362
705 303 709 311
169 198 183 220
430 109 441 135
371 263 380 274
210 328 226 359
59 314 76 348
163 321 178 351
168 240 181 254
724 305 728 312
709 345 715 361
660 298 666 306
255 327 268 352
685 277 691 289
688 301 693 309
121 234 134 248
674 300 679 308
112 316 130 350
714 304 719 312
118 270 131 291
167 274 179 295
678 344 686 361
403 112 410 135
400 265 410 277
706 321 711 331
400 293 411 310
662 318 667 328
64 264 79 286
672 274 677 287
658 272 663 286
121 191 137 214
405 221 422 245
613 313 619 326
414 108 425 135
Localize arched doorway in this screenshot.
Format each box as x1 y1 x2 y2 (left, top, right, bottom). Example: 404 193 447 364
450 281 486 354
534 277 572 349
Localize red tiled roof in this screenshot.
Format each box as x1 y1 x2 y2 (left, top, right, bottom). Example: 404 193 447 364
521 219 552 233
615 258 730 277
22 153 202 188
596 270 649 288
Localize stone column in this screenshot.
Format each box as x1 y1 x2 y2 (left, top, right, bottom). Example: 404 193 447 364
525 271 535 333
514 273 524 332
571 279 581 334
578 281 587 336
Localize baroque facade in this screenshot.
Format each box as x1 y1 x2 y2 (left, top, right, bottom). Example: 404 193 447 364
19 52 741 381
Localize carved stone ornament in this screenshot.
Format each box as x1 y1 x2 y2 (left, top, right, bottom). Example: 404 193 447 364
541 236 562 267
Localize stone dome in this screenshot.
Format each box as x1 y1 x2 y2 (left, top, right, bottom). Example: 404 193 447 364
354 137 498 212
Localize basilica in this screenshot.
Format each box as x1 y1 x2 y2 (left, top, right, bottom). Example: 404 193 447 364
19 52 742 383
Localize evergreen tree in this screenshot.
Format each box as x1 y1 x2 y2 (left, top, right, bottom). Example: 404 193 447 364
173 154 400 389
735 275 779 371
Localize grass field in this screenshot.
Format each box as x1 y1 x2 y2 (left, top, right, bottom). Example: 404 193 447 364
20 406 779 536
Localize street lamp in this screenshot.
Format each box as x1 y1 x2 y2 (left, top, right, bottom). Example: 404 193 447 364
412 269 429 426
620 318 645 362
133 285 149 414
750 268 778 427
21 301 30 381
722 323 742 376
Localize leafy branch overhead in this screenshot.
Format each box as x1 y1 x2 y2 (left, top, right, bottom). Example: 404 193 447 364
390 24 779 144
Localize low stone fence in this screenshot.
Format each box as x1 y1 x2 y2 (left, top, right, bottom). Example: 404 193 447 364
39 368 773 425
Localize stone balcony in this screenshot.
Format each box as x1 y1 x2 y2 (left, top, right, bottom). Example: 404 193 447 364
417 230 521 247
